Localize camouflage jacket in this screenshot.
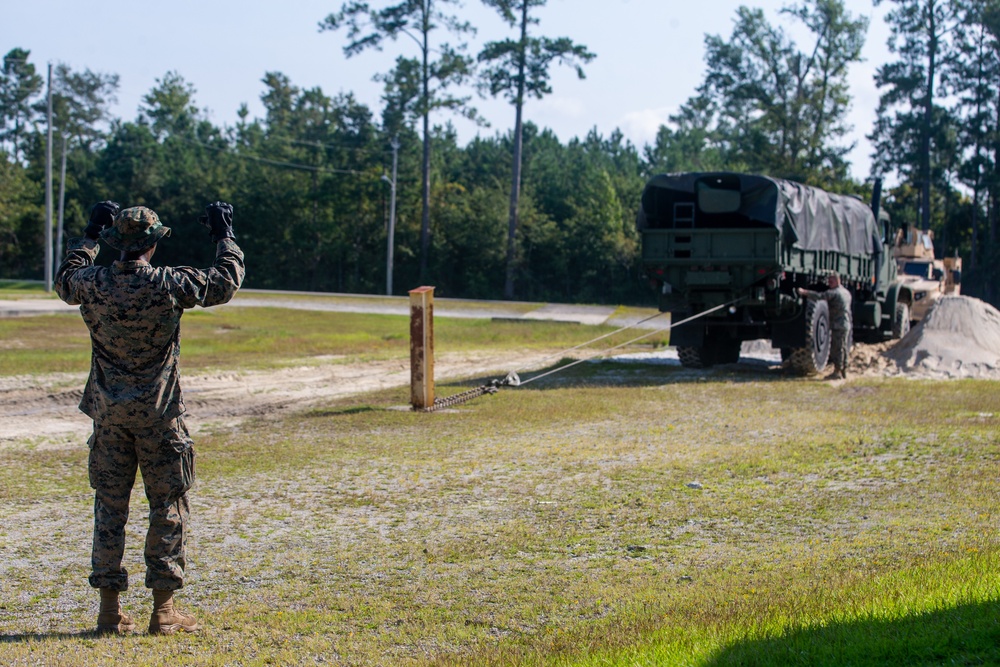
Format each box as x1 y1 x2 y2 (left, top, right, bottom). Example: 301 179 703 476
55 237 245 425
802 285 852 331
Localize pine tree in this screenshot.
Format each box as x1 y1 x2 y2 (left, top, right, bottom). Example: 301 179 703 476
320 1 479 282
476 0 594 299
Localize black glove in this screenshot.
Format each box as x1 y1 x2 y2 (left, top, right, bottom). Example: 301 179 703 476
84 200 120 239
199 201 235 242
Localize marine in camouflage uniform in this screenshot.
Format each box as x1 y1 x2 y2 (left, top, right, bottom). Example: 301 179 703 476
798 273 853 379
55 201 244 634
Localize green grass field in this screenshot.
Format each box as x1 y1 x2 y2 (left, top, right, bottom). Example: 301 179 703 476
0 280 53 299
0 303 997 666
0 306 667 376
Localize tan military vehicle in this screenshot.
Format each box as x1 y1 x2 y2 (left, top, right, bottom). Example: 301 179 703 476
892 226 962 325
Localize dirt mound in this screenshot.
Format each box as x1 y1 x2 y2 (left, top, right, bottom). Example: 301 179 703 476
885 295 1000 379
847 341 898 376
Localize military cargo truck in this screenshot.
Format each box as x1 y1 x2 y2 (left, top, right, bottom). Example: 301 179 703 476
637 172 910 374
892 227 962 326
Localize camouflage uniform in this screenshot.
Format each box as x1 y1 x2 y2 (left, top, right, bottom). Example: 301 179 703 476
802 284 853 376
55 207 244 592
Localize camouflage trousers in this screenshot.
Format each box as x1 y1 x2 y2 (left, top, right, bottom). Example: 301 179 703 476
830 327 851 373
87 416 195 592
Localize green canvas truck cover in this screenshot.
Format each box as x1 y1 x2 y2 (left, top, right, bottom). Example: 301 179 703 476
637 172 879 255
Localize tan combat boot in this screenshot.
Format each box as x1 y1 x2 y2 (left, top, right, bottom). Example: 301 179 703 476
96 588 136 635
148 589 199 635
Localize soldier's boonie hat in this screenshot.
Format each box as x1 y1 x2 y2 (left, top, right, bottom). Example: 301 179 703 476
100 206 171 252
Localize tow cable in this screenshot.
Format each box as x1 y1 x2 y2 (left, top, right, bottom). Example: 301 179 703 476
416 300 742 412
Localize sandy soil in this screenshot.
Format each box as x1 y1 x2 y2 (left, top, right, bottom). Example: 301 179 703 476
0 351 550 449
4 295 997 449
0 338 908 450
0 294 649 449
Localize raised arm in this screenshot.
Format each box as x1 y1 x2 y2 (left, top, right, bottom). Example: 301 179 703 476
170 202 246 309
54 201 119 304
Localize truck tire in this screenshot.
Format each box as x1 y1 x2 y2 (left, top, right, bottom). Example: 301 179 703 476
677 338 741 368
892 302 910 339
788 299 831 375
678 346 707 368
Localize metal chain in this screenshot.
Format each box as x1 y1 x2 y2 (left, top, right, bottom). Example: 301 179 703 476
415 381 501 412
415 373 522 412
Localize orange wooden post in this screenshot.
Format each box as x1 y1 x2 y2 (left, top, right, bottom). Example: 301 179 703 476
409 286 435 409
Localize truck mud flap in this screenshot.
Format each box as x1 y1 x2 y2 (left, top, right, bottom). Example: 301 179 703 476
668 312 704 348
770 304 808 349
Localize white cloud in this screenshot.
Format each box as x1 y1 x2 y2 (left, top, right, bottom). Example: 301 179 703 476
535 95 588 120
618 107 674 148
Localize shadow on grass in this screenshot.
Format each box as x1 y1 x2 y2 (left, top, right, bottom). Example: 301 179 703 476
705 599 1000 667
303 405 382 418
445 356 799 393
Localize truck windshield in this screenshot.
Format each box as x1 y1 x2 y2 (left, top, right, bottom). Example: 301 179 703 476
902 261 931 278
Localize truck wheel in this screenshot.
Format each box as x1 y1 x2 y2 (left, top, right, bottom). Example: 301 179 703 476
677 339 740 368
678 346 707 368
892 302 910 339
788 299 831 375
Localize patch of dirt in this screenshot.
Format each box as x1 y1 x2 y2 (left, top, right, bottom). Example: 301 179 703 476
3 295 997 449
0 351 544 449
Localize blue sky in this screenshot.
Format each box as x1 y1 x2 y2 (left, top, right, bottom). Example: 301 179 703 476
5 0 891 179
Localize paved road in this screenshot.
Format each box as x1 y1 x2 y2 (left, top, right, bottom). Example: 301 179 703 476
0 289 664 329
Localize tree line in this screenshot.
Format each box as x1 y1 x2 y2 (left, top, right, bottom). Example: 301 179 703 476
1 0 998 306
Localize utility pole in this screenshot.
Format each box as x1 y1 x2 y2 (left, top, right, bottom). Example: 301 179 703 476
382 135 400 296
45 62 53 292
56 134 67 265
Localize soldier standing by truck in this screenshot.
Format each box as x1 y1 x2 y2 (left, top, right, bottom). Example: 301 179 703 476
55 201 245 635
798 273 852 379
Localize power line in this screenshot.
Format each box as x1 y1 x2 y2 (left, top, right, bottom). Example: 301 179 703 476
181 136 373 176
239 152 366 176
284 137 395 153
225 128 398 154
